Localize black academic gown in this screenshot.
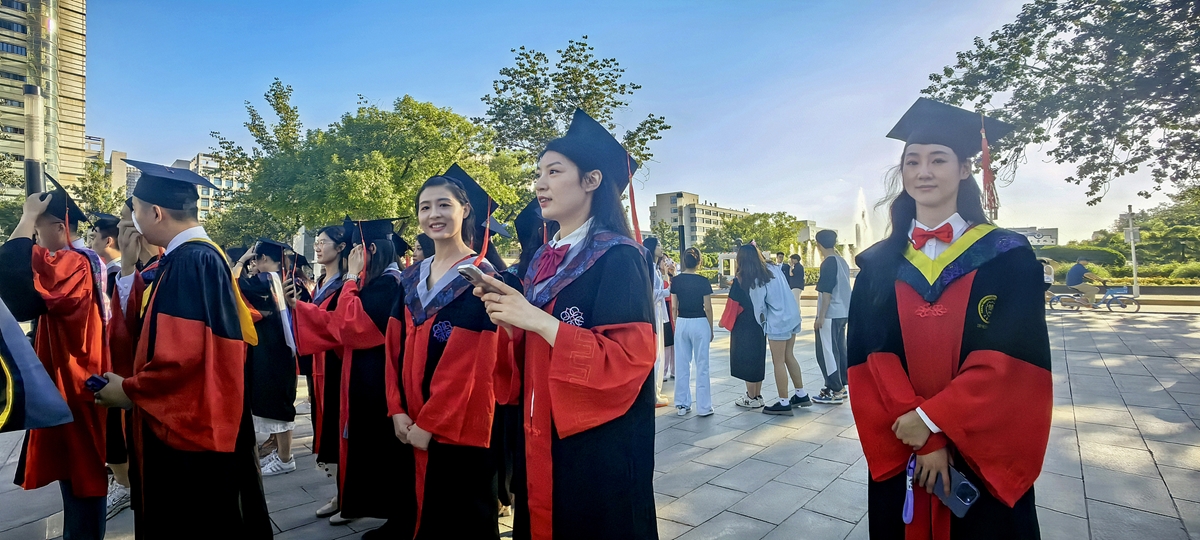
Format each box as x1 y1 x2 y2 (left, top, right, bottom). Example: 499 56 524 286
728 278 766 383
848 226 1052 540
239 274 298 424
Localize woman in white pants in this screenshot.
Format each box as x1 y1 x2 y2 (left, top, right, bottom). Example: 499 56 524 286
671 248 715 416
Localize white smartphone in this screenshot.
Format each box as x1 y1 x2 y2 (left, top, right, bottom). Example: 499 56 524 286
458 263 502 294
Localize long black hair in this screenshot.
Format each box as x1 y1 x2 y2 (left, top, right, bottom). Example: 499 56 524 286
416 233 435 259
537 149 634 249
643 237 660 278
414 176 476 249
516 219 558 278
364 238 396 283
735 244 773 288
682 247 701 270
317 225 351 279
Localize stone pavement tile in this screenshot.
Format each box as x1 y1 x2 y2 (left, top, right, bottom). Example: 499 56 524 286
1034 472 1086 518
1146 440 1200 470
761 508 854 540
839 456 869 484
673 415 729 433
270 499 325 533
1139 420 1200 446
1072 405 1137 429
734 424 796 447
1082 465 1178 517
274 519 360 540
658 518 692 540
694 441 764 469
303 480 338 503
657 484 747 527
1038 507 1089 540
1102 354 1153 376
1087 499 1189 540
1079 441 1161 477
1076 421 1147 450
676 511 775 540
656 443 711 473
809 436 864 465
266 482 318 512
1071 392 1129 411
687 426 748 449
0 463 20 496
655 461 726 497
710 459 788 493
786 421 846 445
0 483 59 532
1162 381 1200 395
1160 465 1200 502
0 518 58 540
1042 427 1083 479
1183 405 1200 421
346 517 386 532
1070 373 1117 389
656 414 688 433
753 439 820 467
1121 389 1181 409
655 492 677 510
719 411 773 431
846 515 869 540
763 410 819 429
802 478 868 523
812 407 857 427
776 456 849 491
1129 405 1194 425
839 425 860 440
1171 392 1200 406
1174 499 1200 540
658 427 702 452
728 481 817 525
1051 403 1075 429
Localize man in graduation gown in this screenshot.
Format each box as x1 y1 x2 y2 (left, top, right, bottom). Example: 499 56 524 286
94 159 271 539
0 185 109 539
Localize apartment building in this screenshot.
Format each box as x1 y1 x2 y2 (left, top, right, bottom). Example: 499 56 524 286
648 191 750 246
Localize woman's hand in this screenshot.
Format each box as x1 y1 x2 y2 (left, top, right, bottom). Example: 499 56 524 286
892 410 932 449
391 413 413 444
407 423 432 451
118 222 143 276
474 273 560 344
347 245 365 276
914 447 953 498
94 373 133 409
282 279 298 309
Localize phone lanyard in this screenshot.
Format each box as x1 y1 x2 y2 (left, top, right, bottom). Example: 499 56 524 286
903 454 916 524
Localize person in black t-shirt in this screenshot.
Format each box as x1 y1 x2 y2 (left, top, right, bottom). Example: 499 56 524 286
670 248 715 416
783 254 805 309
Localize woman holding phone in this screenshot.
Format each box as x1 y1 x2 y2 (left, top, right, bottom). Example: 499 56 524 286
384 171 501 539
848 98 1050 538
474 109 657 540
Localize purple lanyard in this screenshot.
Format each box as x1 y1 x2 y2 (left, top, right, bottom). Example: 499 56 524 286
903 454 916 524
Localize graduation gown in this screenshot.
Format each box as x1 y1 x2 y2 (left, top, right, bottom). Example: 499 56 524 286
847 225 1052 540
240 274 298 424
104 260 158 466
506 233 658 540
327 274 412 522
295 274 344 463
493 269 526 508
386 258 500 539
120 240 271 539
727 277 766 383
0 238 108 497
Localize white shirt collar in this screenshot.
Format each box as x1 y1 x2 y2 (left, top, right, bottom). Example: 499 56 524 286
105 258 122 271
551 217 592 249
165 226 209 256
71 238 87 250
908 213 968 244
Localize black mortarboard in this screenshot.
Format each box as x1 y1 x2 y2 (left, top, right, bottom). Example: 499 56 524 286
226 246 248 263
392 235 411 255
287 253 311 270
255 237 290 262
886 98 1017 160
514 199 544 249
42 173 88 227
124 197 133 211
123 158 217 210
415 233 434 257
342 217 396 246
91 212 120 233
543 109 640 192
442 164 500 230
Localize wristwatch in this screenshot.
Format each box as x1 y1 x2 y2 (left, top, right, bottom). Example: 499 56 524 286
345 274 359 283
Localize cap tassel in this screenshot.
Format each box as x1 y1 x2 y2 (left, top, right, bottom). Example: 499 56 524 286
626 154 642 243
357 219 371 286
473 196 491 267
980 114 998 221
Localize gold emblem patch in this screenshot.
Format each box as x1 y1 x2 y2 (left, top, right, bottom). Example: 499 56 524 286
978 295 997 324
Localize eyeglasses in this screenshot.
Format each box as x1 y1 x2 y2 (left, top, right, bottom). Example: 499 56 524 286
314 239 331 247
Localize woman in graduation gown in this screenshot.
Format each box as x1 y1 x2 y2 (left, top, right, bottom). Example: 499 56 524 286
330 219 413 538
290 225 350 520
384 174 501 539
848 98 1052 539
474 109 658 540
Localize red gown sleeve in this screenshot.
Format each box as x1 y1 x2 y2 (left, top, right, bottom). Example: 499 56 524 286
334 281 385 350
547 321 656 438
31 245 91 315
384 313 406 417
493 327 522 406
847 353 949 481
294 299 341 356
417 328 499 447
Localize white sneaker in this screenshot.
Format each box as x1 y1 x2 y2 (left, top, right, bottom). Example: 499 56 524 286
316 496 339 518
105 478 131 520
734 394 764 408
676 405 690 416
329 511 355 526
262 455 296 476
259 450 279 468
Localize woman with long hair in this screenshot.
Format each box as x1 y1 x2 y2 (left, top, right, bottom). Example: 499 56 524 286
671 247 714 416
737 244 808 415
849 98 1050 538
384 172 501 539
473 109 657 539
643 236 671 406
729 246 768 408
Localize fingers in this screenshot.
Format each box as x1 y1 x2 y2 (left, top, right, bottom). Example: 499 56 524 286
478 273 519 296
942 465 952 498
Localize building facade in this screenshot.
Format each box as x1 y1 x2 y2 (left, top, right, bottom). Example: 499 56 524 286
109 152 248 222
1010 226 1059 247
648 192 750 246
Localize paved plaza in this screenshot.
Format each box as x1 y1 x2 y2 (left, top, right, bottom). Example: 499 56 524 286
2 306 1199 539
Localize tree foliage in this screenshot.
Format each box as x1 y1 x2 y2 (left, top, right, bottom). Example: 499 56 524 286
650 219 680 254
1083 185 1200 263
924 0 1200 204
67 160 125 216
700 212 802 254
204 201 294 248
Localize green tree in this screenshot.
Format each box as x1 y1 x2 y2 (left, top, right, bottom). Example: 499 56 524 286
924 0 1200 204
478 35 671 170
0 151 24 238
650 219 680 254
700 212 802 254
204 201 294 249
67 160 125 216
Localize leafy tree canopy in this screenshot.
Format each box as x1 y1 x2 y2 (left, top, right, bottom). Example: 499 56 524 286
67 160 125 216
650 219 681 254
700 212 802 254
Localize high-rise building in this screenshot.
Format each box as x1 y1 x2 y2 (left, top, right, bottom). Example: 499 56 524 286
0 0 87 182
648 192 751 246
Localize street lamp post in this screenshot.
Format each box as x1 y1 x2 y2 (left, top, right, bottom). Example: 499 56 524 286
1127 204 1139 298
23 84 44 195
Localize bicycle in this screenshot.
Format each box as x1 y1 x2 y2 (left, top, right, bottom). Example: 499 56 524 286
1048 282 1141 313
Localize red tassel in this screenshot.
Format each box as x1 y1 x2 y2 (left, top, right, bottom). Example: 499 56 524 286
473 196 491 267
980 114 998 220
626 154 642 243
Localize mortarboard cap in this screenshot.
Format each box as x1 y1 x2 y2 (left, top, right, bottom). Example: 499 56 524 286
226 246 248 263
442 164 499 230
124 158 217 210
415 233 434 257
41 173 88 228
514 199 544 248
543 109 640 193
254 237 290 262
342 217 396 246
91 212 120 233
886 98 1017 161
288 253 311 271
392 235 411 255
124 197 133 211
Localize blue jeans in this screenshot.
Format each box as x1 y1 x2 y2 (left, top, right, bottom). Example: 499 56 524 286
60 480 106 540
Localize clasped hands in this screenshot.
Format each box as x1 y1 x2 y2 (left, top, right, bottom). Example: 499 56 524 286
391 414 432 450
894 410 953 497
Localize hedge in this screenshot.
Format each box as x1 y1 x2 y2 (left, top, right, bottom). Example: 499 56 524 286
1171 262 1200 279
1037 245 1126 266
698 269 719 284
1053 263 1110 282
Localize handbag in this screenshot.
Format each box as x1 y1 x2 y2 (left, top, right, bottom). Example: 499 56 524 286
719 298 742 331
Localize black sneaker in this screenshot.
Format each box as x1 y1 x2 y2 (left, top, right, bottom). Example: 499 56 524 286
811 389 844 405
789 393 813 408
762 400 794 415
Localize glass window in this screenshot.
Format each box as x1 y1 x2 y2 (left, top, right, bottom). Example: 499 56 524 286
0 97 20 107
0 70 24 81
200 210 209 219
225 180 234 188
1 125 22 134
0 41 27 55
0 19 26 33
671 208 677 214
200 199 210 208
237 182 246 189
200 187 209 195
1 1 28 11
670 196 677 204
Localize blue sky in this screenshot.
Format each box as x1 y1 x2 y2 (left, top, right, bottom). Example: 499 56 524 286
88 0 1164 243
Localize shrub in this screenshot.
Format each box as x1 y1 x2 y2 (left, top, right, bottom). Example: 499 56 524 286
1170 262 1200 279
1037 245 1126 266
697 269 719 284
1103 277 1200 286
804 267 820 286
1136 263 1180 278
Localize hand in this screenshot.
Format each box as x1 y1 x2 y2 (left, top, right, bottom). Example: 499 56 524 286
347 245 365 276
407 423 432 451
94 373 133 409
282 279 298 309
892 410 932 449
813 318 824 331
391 414 413 444
22 192 51 217
239 247 256 264
474 273 559 344
710 326 715 343
118 222 143 272
914 448 953 497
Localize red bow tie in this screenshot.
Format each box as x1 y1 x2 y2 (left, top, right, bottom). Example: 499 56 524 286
912 223 954 250
533 244 571 284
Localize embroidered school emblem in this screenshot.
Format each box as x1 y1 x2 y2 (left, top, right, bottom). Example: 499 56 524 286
978 295 997 324
432 321 453 343
560 306 585 327
915 303 947 318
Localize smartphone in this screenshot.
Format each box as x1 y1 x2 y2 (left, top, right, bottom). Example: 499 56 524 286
84 374 108 393
458 264 501 294
933 466 980 518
